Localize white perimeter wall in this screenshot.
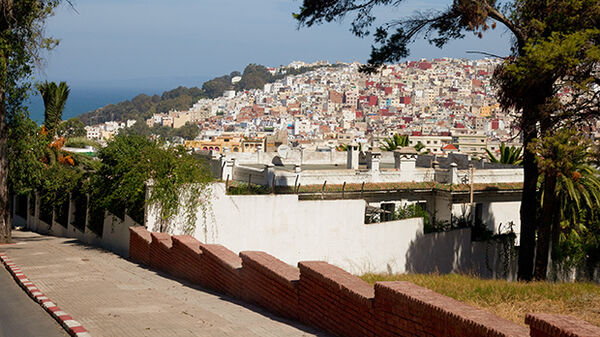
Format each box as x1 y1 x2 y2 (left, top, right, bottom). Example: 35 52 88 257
147 183 424 274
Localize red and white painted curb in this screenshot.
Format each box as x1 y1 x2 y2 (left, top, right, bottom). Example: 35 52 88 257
0 251 92 337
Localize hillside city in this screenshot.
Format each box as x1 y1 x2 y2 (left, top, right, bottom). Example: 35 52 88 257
4 1 600 336
84 58 563 156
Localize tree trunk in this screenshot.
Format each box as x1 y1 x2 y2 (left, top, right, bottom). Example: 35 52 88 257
550 204 561 260
517 120 539 281
534 173 557 280
0 90 11 244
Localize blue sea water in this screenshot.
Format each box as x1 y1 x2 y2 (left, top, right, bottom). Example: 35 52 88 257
26 86 163 124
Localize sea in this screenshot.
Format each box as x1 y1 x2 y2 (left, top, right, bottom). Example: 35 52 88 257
26 87 164 124
25 75 210 124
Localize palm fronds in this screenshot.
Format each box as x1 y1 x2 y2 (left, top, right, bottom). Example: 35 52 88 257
379 134 409 151
38 81 70 138
486 143 522 165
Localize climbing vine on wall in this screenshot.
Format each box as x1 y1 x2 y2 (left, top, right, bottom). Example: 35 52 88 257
87 134 212 232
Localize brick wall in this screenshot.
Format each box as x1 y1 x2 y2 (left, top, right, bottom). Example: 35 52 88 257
149 232 173 275
240 251 299 320
525 313 600 337
374 281 527 337
128 226 600 337
170 235 203 284
197 244 242 297
129 226 151 265
298 261 375 337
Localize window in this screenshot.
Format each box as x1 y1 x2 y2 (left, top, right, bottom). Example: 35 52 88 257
381 203 395 222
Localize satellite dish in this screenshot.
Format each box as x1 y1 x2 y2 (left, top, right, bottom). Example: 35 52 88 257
277 145 291 159
231 76 242 84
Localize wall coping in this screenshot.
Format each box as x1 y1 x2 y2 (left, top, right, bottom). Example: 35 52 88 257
129 226 151 244
299 261 374 308
240 251 299 290
375 281 528 337
201 244 242 270
172 235 202 255
526 313 600 337
150 232 172 249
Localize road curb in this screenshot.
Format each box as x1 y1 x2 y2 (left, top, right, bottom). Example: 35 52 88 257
0 251 92 337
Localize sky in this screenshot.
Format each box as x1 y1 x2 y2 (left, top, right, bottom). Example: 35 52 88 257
38 0 513 91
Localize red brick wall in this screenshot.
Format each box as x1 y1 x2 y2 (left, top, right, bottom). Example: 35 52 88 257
129 226 151 265
374 281 528 337
240 251 299 320
198 244 242 298
170 235 203 284
128 227 597 337
525 313 600 337
298 261 375 337
149 232 173 275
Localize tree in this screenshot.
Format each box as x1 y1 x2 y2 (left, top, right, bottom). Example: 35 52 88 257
202 75 232 98
0 0 62 243
296 0 600 281
38 81 70 138
234 64 272 91
414 141 426 152
57 118 86 138
530 130 600 279
174 122 200 140
485 143 523 165
88 134 212 230
379 134 409 151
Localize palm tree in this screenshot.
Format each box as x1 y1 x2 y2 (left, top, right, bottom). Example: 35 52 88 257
336 143 363 152
38 81 70 138
414 141 426 152
551 163 600 261
534 130 600 279
485 143 522 165
379 134 409 151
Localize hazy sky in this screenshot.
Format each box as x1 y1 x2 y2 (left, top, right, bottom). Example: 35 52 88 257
38 0 513 90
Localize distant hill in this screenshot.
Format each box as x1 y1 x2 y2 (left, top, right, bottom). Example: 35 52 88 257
78 63 338 125
77 86 206 125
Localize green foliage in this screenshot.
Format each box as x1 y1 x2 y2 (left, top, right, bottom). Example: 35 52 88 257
394 203 429 223
57 118 86 138
64 136 101 150
7 111 46 196
379 134 409 151
336 143 363 151
78 87 206 125
485 143 523 165
202 75 232 98
530 130 600 276
173 122 200 140
38 81 70 137
234 64 272 91
38 163 83 224
88 134 212 231
121 121 199 141
227 182 271 195
414 141 425 152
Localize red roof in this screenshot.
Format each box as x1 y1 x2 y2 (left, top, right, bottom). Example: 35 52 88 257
443 144 458 150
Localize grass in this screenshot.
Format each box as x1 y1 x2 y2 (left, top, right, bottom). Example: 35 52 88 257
360 273 600 327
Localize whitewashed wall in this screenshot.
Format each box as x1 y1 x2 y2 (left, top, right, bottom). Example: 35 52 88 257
147 183 517 275
15 194 133 258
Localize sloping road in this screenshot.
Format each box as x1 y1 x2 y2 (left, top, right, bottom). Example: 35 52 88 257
0 258 68 337
1 231 328 337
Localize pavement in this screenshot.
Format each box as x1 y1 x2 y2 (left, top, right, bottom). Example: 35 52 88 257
1 230 329 337
0 259 68 337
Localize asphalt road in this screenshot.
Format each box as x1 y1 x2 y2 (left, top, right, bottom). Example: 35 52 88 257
0 264 67 337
